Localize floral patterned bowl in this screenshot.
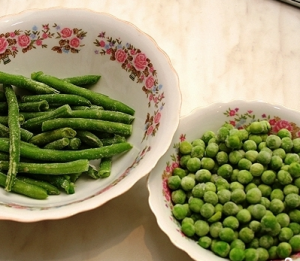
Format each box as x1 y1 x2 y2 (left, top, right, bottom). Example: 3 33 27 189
147 100 300 261
0 8 181 222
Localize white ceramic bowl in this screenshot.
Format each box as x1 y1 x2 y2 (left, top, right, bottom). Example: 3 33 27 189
0 8 181 222
148 100 300 261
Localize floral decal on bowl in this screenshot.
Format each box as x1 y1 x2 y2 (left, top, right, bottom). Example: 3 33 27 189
161 109 300 260
94 32 165 141
0 24 86 64
52 24 87 53
224 107 300 138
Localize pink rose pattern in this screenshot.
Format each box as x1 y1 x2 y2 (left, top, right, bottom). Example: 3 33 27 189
224 107 300 138
0 23 87 63
94 33 165 141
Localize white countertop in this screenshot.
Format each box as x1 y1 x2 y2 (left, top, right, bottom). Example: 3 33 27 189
1 0 300 260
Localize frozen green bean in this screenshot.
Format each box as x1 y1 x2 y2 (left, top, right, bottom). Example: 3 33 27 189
31 71 135 115
62 74 101 86
4 84 20 191
43 137 70 150
19 100 49 112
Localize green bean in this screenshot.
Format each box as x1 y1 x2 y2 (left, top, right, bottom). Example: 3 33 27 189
68 109 135 124
29 174 75 194
62 74 101 86
21 94 91 107
42 118 132 136
84 165 98 179
67 137 81 150
4 84 20 191
98 157 112 178
0 71 59 94
100 134 127 146
0 172 47 199
22 104 72 130
76 130 103 147
0 159 89 175
0 122 33 141
18 111 48 120
0 138 132 162
43 137 70 150
0 115 25 125
29 127 77 146
31 71 135 115
19 100 49 112
17 176 60 195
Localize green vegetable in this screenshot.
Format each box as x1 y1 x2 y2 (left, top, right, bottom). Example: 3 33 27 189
31 71 135 115
62 74 101 86
43 138 70 150
4 84 20 191
19 100 49 112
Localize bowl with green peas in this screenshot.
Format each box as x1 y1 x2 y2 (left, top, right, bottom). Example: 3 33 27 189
0 8 181 221
148 100 300 261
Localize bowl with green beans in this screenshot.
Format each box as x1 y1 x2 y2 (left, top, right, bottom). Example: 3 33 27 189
0 8 181 221
148 100 300 261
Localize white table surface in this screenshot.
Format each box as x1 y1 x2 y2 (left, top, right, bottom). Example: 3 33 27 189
1 0 300 260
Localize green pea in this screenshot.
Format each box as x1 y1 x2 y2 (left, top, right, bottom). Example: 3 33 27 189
167 175 181 190
219 227 235 243
269 155 283 170
228 150 244 165
266 134 282 149
292 138 300 153
190 145 205 158
245 183 257 193
245 150 258 163
289 209 300 222
223 216 239 230
277 170 293 185
261 213 278 232
215 177 230 191
231 188 246 204
201 130 216 144
281 137 294 152
289 235 300 252
270 188 284 200
243 140 257 151
225 134 242 149
288 222 300 235
191 183 205 198
217 164 233 179
172 204 188 220
269 198 285 215
209 221 223 238
244 248 259 261
249 121 264 134
239 227 254 243
278 227 294 242
194 169 210 183
273 147 286 159
200 203 215 219
236 209 251 223
186 157 201 172
256 150 272 165
171 189 186 204
203 191 218 205
179 140 192 154
211 240 230 258
217 126 230 142
237 170 253 184
230 181 244 191
194 220 209 237
260 197 270 209
215 151 228 165
261 170 276 184
268 246 278 260
201 157 215 170
285 193 300 209
230 239 245 250
277 128 292 138
276 242 292 259
172 167 187 178
192 138 205 147
248 134 262 144
229 248 245 261
257 184 272 197
198 236 212 249
238 158 252 170
181 222 195 237
249 163 264 177
288 162 300 178
285 153 300 165
250 204 266 220
205 142 219 158
179 155 191 168
217 189 231 204
188 197 204 213
276 213 290 228
256 247 269 261
180 176 195 191
259 235 273 249
223 201 239 216
249 220 262 233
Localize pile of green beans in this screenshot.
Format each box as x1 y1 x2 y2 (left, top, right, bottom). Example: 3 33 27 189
0 71 135 199
167 120 300 261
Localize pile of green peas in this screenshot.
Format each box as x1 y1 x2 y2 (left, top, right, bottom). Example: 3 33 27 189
167 120 300 261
